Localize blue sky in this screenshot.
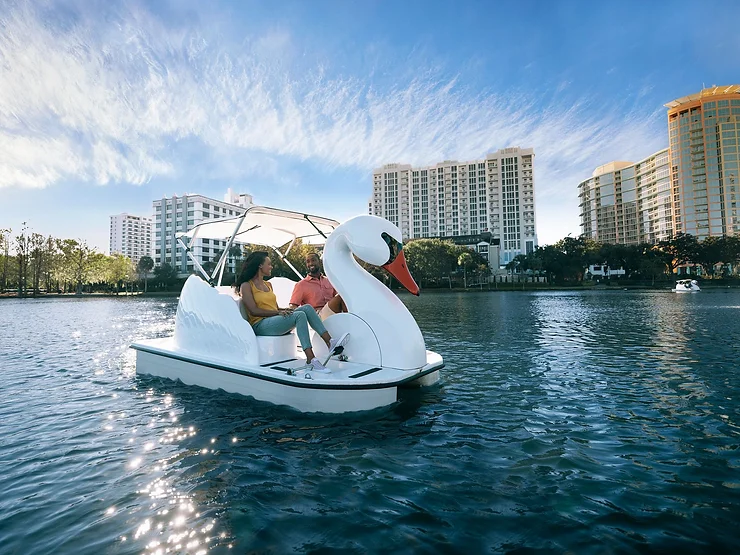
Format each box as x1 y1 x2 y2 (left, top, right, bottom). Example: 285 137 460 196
1 0 739 251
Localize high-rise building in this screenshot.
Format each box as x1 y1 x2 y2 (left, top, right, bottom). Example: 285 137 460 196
371 147 536 266
665 85 740 239
152 189 254 276
109 213 153 265
578 149 673 244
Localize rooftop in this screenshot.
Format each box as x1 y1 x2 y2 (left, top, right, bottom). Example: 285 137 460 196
665 84 740 109
592 161 633 177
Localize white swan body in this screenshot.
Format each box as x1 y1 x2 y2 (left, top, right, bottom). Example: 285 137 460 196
174 275 260 366
674 279 700 292
322 215 427 370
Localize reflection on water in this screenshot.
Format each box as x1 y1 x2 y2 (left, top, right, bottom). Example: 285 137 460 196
0 291 739 553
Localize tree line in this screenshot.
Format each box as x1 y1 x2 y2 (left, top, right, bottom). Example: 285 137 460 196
5 223 738 296
0 225 157 296
505 233 740 284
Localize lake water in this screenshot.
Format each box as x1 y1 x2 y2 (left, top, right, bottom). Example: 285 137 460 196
0 290 739 554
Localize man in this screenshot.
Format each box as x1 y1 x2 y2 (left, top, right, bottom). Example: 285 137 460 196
289 252 346 320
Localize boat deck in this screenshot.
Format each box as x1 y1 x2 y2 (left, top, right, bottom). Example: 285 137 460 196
132 337 443 389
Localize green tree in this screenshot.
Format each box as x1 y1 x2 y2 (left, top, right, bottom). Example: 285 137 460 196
404 239 456 287
15 223 30 297
137 256 155 293
654 233 699 274
505 254 529 276
58 239 93 294
719 235 740 276
597 242 641 279
28 232 47 296
56 239 77 292
530 244 564 284
448 244 487 287
0 227 11 293
42 236 59 293
694 236 725 278
639 250 668 285
107 254 134 294
88 252 111 292
458 252 474 288
551 236 592 282
153 262 179 290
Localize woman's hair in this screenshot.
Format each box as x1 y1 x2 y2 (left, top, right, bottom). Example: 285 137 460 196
234 251 269 294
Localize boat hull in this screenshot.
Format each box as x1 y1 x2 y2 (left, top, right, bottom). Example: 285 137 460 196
132 338 443 414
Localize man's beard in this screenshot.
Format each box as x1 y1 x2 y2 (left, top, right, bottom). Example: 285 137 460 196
308 267 320 276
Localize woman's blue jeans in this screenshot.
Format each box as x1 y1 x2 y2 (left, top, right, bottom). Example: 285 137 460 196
252 305 327 350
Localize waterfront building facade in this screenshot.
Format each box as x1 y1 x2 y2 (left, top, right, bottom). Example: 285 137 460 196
152 189 254 276
578 149 673 245
666 85 740 239
109 213 153 265
371 147 536 267
578 85 740 245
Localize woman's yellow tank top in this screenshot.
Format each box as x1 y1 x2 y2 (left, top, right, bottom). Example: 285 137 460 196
247 280 278 326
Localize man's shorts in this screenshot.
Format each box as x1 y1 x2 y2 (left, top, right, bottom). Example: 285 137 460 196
318 304 336 321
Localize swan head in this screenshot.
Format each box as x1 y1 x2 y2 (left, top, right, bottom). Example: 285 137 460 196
334 215 420 295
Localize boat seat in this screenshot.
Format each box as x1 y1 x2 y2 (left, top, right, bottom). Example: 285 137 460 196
255 334 301 364
218 289 301 364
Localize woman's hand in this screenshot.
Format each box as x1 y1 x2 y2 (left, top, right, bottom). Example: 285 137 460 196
278 308 294 317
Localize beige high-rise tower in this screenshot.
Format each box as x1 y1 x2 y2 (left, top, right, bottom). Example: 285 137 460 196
578 150 673 245
666 85 740 238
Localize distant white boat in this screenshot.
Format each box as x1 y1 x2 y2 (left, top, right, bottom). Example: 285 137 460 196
130 206 443 414
674 279 700 292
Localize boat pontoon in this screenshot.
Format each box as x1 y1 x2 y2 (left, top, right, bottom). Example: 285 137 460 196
130 206 443 413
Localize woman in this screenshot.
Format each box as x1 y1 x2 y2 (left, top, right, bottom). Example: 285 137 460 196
235 252 348 373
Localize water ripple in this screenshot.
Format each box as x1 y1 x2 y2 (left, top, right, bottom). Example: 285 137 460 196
0 292 738 553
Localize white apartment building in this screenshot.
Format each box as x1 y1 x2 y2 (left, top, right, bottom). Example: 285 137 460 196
109 213 153 265
371 147 537 266
152 188 254 276
578 149 673 245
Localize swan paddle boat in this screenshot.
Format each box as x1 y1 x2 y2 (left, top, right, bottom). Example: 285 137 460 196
674 279 701 292
131 206 443 413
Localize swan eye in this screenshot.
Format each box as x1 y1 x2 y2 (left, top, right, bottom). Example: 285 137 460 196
381 232 402 264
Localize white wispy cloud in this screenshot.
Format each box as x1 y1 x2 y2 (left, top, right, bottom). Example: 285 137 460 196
0 0 667 240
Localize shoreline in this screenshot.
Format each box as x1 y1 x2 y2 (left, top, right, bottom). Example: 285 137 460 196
2 283 738 300
0 291 181 300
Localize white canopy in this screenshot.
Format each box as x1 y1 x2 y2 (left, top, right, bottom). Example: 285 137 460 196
178 206 340 248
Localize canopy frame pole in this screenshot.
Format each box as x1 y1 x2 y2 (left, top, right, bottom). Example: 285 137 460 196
284 236 296 257
177 226 211 283
304 214 328 239
214 213 248 286
269 243 304 280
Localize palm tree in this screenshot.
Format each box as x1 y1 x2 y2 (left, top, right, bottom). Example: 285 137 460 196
137 256 155 293
458 252 473 288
